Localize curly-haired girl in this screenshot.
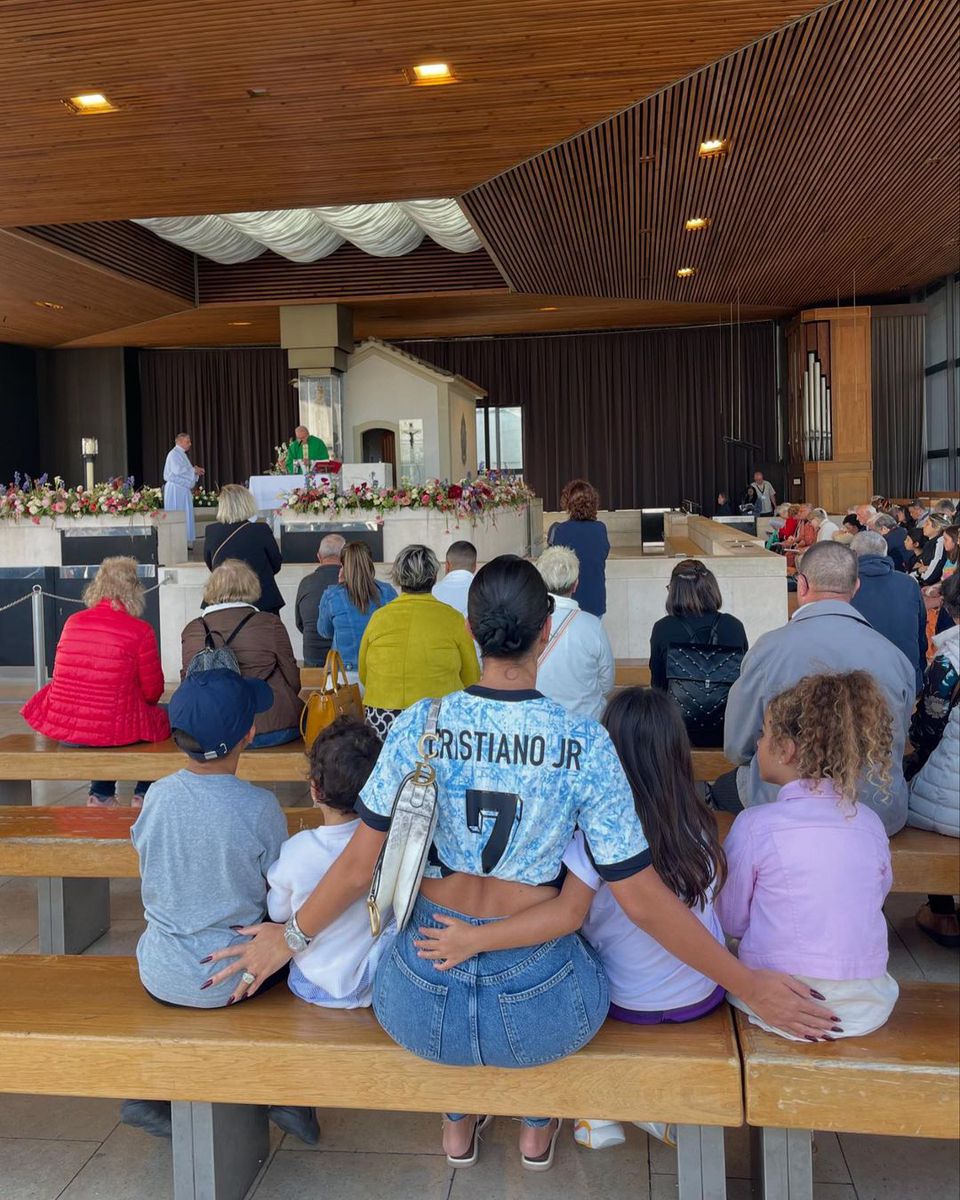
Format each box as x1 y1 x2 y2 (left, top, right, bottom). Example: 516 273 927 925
716 670 899 1040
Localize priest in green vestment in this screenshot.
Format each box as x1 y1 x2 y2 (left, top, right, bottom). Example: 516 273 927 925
286 425 330 473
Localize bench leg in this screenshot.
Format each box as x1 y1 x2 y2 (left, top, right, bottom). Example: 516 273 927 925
37 877 111 955
172 1101 270 1200
0 779 31 805
751 1127 814 1200
676 1124 727 1200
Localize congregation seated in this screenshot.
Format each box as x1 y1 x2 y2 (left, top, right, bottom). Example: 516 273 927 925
547 477 609 618
21 555 169 808
431 539 478 617
294 533 345 667
850 530 926 693
181 559 302 747
913 512 950 585
906 571 960 948
648 559 748 747
317 541 396 681
776 503 799 541
534 546 614 720
739 484 763 516
717 541 915 835
359 543 480 738
810 506 839 542
833 512 865 544
713 490 734 516
204 483 284 615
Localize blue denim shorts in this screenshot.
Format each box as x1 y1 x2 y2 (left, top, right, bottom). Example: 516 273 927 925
373 894 609 1069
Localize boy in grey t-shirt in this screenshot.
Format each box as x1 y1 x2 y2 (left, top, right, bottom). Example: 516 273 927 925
123 668 318 1144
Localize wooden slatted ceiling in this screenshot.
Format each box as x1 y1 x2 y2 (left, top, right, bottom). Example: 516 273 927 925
63 296 784 348
0 229 191 346
0 1 829 225
462 0 960 307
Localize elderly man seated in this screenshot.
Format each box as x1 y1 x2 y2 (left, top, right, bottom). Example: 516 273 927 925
714 541 915 835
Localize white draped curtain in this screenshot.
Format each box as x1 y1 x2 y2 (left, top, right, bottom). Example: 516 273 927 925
134 198 481 263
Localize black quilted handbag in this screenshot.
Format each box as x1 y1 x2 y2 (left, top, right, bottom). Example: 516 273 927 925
665 618 745 748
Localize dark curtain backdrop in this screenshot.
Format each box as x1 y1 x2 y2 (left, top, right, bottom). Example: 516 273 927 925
872 312 925 499
400 324 781 511
139 348 296 489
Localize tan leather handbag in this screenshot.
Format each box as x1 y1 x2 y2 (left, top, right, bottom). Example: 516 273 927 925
299 649 364 749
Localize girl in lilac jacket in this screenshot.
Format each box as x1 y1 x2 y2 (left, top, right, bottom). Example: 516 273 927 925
717 670 898 1040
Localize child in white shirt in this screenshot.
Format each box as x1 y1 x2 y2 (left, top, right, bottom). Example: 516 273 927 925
268 716 393 1007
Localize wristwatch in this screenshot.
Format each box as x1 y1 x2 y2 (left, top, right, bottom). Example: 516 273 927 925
283 912 313 954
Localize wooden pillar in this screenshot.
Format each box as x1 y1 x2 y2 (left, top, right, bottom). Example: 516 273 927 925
790 306 873 511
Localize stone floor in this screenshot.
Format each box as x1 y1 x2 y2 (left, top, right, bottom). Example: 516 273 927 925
0 684 957 1199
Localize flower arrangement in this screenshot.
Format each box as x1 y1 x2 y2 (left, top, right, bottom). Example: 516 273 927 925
263 442 290 475
192 485 220 508
0 475 163 523
281 473 534 524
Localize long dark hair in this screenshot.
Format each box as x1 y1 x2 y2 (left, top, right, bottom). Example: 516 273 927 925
666 559 722 617
602 688 726 909
468 555 553 659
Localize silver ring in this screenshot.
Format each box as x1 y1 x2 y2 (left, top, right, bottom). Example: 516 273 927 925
240 971 256 986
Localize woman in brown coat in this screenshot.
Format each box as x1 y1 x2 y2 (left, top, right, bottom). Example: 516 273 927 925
181 559 302 746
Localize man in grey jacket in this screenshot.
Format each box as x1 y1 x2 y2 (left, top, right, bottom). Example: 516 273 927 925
721 540 914 835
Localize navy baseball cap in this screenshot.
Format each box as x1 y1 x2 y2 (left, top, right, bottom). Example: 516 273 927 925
168 669 274 761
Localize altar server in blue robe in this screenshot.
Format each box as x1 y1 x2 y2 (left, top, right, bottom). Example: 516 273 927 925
163 433 204 546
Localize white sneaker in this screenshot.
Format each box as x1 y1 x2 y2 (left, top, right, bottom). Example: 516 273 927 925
634 1121 677 1147
573 1119 626 1150
87 795 119 809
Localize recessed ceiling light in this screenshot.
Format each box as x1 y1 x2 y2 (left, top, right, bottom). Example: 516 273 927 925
684 216 711 231
539 306 559 312
246 87 269 98
697 137 728 159
676 267 696 278
408 62 455 85
33 299 64 310
228 320 253 326
62 92 117 114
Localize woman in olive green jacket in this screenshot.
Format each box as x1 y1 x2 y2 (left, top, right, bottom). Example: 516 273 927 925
360 544 480 738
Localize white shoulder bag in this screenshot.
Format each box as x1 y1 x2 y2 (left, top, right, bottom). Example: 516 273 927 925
367 698 442 936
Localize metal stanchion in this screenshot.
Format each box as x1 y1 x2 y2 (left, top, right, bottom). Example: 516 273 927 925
31 584 46 693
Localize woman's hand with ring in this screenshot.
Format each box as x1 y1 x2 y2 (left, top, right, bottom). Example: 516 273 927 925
205 922 291 1003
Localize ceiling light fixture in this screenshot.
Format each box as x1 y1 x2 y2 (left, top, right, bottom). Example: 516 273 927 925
539 306 559 312
408 62 455 85
697 137 728 159
684 216 710 231
676 267 696 278
62 92 117 114
33 299 64 310
228 320 253 326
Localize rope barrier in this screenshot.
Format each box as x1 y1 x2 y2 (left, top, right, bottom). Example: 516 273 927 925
0 576 170 616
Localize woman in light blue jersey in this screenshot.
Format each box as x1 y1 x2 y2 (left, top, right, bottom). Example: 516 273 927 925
207 557 836 1170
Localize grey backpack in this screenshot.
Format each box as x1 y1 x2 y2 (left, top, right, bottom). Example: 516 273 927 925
187 612 257 676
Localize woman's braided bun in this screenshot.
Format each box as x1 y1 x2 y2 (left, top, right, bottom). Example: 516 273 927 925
468 555 552 660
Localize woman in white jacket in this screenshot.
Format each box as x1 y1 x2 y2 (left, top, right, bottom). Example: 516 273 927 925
535 547 615 720
906 572 960 947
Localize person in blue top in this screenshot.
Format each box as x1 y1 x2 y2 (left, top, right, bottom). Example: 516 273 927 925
206 557 836 1170
547 478 610 617
317 541 396 675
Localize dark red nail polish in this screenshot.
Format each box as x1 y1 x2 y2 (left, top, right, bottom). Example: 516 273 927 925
810 990 826 1001
199 956 212 964
831 1016 841 1023
226 996 236 1005
831 1026 844 1033
804 1035 820 1042
200 980 212 990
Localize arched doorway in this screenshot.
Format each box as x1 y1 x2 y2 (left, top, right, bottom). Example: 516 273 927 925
361 426 397 485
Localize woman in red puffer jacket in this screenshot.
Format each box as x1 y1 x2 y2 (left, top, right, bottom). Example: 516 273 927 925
22 556 170 808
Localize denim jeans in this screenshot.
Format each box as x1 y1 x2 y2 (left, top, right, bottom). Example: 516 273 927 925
249 726 300 749
374 896 609 1070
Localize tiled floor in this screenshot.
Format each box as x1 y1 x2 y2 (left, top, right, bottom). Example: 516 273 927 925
0 680 957 1199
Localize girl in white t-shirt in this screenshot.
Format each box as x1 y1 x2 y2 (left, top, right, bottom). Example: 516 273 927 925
267 716 393 1007
414 686 727 1150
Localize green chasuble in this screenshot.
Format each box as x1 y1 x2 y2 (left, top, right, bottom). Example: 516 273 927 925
286 435 329 473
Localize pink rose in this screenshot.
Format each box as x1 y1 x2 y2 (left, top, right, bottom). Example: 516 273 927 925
53 501 66 513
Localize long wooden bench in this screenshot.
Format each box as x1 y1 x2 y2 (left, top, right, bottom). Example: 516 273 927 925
0 733 732 803
737 982 959 1199
0 954 744 1200
665 535 704 557
0 807 321 954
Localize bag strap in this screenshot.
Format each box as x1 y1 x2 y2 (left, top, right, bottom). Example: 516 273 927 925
222 610 258 647
322 648 350 692
538 609 578 667
212 522 247 565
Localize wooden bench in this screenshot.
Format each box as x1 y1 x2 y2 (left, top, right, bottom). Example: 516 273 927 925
0 954 744 1200
665 536 704 557
614 659 652 686
737 982 959 1199
0 807 322 954
0 733 732 805
713 810 960 896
